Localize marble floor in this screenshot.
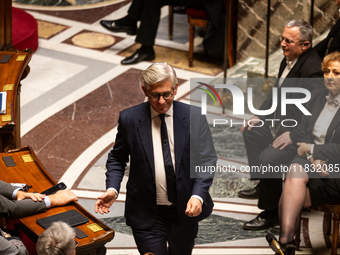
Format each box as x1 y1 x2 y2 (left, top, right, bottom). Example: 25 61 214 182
11 0 337 254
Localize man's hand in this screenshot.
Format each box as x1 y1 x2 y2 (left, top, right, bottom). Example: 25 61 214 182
95 190 117 215
49 189 78 207
240 116 261 132
16 191 45 201
185 197 202 217
272 131 292 150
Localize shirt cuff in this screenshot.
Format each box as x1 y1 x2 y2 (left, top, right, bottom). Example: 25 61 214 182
107 188 118 198
12 188 23 199
191 195 203 204
44 196 51 208
310 144 314 155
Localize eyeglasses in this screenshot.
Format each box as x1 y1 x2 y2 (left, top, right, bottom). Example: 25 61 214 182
279 35 305 45
148 92 174 101
75 240 79 248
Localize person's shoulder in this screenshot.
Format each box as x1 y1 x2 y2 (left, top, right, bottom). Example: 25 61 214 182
303 48 322 63
173 101 202 115
311 87 328 99
299 48 323 76
120 102 149 117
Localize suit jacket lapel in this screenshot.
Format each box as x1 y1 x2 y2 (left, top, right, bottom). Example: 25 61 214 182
173 102 188 173
326 107 340 142
137 102 155 179
309 97 327 135
278 58 286 78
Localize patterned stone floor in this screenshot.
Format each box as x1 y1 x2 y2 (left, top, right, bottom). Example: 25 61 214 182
11 0 337 254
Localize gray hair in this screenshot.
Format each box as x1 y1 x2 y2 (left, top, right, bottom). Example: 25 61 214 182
286 20 313 42
36 222 76 255
142 62 177 90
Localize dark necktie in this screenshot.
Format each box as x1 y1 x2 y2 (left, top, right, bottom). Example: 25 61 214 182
159 114 177 204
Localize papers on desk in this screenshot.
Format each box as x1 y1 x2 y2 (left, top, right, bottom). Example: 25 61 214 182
0 92 7 114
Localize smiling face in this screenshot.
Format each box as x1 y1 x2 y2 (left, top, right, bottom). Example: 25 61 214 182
323 61 340 96
281 26 310 61
142 78 178 114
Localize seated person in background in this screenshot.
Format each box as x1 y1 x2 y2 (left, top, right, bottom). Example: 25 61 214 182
100 0 224 65
36 222 76 255
0 180 78 255
0 228 28 255
314 0 340 59
268 51 340 255
238 19 324 231
0 180 78 219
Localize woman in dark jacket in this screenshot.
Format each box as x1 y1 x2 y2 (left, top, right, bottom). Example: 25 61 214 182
272 51 340 255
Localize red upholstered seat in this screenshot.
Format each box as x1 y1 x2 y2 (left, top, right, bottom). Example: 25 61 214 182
12 7 39 52
185 9 209 20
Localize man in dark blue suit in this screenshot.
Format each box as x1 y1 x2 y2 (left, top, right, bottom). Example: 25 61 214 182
95 62 217 255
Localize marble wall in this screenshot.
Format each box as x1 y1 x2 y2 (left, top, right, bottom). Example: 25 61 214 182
236 0 339 61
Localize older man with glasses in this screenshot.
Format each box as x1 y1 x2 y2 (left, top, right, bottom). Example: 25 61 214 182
95 62 217 255
238 20 324 231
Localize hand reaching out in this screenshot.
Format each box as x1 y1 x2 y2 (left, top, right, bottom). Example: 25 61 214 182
95 189 117 215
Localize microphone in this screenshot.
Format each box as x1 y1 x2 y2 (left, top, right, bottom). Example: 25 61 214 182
266 233 284 255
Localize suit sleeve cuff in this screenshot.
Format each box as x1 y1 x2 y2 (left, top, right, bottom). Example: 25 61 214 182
44 196 51 208
191 195 203 204
12 188 23 199
107 188 118 198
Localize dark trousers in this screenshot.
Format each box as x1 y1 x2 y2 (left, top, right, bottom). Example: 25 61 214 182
243 124 297 211
132 205 198 255
127 0 205 46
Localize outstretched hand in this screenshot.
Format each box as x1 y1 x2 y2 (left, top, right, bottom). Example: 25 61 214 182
95 189 117 215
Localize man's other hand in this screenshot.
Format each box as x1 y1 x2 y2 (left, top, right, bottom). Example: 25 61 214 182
95 189 117 215
185 197 202 217
272 131 292 150
240 116 261 132
49 189 78 207
17 191 45 202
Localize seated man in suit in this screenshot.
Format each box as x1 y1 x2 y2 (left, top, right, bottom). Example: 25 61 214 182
0 180 78 255
36 222 76 255
95 62 217 254
238 20 324 230
100 0 224 65
314 0 340 59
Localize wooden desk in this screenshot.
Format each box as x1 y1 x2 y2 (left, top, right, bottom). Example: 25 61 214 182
1 146 114 255
0 50 32 152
